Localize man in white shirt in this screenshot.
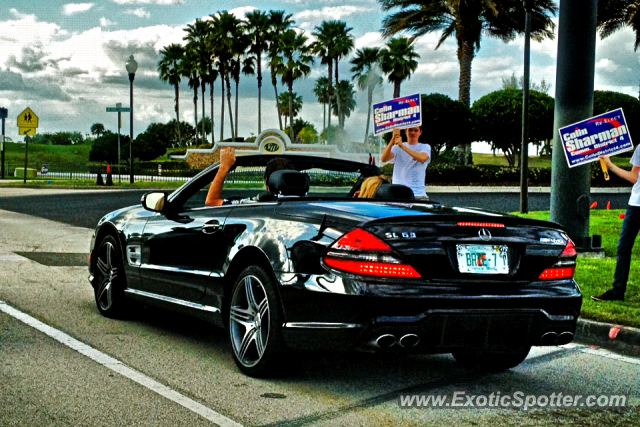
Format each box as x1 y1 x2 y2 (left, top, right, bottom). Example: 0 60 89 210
380 126 431 198
592 145 640 301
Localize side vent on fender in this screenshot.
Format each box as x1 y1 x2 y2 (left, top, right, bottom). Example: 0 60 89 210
126 245 141 267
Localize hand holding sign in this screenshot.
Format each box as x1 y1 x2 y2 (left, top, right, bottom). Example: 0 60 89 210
391 128 402 146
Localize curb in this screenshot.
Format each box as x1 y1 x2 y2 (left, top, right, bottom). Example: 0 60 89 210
575 318 640 355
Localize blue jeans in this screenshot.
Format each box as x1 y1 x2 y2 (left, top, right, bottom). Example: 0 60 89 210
612 205 640 296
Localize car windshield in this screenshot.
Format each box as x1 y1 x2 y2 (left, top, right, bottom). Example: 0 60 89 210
180 164 364 210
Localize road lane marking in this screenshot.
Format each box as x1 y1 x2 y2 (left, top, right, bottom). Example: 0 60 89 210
564 343 640 365
0 300 244 427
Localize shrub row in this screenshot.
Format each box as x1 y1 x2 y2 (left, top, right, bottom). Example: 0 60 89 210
380 163 628 187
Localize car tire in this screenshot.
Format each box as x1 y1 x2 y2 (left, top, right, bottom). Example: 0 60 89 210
452 346 531 371
93 235 127 318
228 265 286 377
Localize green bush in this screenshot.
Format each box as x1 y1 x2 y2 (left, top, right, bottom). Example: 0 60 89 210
379 162 627 187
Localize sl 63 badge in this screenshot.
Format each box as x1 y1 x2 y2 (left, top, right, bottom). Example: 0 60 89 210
385 232 416 239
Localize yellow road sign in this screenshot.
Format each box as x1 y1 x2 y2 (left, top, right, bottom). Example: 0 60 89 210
17 107 38 128
19 127 36 135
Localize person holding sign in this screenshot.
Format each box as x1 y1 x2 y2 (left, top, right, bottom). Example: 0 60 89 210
380 126 431 199
592 146 640 302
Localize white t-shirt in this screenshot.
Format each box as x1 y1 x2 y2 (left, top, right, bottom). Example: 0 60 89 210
629 144 640 206
389 143 432 197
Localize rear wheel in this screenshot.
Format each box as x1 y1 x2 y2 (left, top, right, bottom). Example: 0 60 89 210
452 346 531 371
93 235 127 318
228 265 285 377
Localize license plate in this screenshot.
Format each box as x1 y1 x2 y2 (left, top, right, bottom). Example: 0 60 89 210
456 244 509 274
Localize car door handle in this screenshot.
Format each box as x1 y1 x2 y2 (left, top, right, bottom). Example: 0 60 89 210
202 220 221 234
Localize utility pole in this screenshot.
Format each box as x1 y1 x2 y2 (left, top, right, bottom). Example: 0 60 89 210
519 0 532 213
550 0 597 251
0 108 6 179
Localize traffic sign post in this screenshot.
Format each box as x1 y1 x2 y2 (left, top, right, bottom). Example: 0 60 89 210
17 108 38 184
107 103 129 184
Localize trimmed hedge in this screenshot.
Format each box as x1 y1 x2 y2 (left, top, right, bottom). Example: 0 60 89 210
381 162 628 187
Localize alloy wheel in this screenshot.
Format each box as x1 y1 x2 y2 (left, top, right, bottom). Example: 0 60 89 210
96 241 118 312
229 275 270 368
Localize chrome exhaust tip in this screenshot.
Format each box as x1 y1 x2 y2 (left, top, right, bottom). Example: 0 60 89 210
540 331 559 345
557 331 574 345
399 334 420 348
375 334 396 348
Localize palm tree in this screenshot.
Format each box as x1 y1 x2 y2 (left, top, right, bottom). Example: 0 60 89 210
277 91 303 130
181 49 200 145
245 10 271 134
379 37 419 98
274 29 314 142
311 21 338 133
313 77 330 134
158 44 185 146
90 123 105 138
267 11 295 131
332 21 354 130
379 0 557 107
184 19 211 144
209 11 238 142
229 32 254 141
331 80 357 130
597 0 640 99
350 47 383 142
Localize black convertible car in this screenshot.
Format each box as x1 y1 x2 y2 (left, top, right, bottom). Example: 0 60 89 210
89 154 581 377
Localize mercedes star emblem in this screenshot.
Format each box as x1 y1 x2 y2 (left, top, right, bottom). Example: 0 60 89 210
479 228 492 241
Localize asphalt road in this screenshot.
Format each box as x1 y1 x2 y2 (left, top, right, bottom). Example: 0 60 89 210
0 188 639 426
0 187 633 230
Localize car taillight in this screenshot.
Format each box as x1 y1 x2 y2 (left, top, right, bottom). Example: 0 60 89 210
539 238 577 280
322 228 420 278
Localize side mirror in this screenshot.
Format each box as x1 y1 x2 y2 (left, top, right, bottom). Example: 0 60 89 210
142 192 167 212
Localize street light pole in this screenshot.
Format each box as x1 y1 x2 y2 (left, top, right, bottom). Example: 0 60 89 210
126 55 138 184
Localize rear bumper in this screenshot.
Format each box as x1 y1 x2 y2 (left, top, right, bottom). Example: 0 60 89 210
278 281 582 352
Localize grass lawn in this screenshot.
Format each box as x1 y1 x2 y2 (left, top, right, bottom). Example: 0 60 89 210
515 209 640 328
2 141 92 172
0 179 185 189
473 152 631 168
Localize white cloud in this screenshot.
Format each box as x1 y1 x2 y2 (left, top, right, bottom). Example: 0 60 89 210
100 17 116 27
354 32 383 49
63 3 94 15
9 8 30 19
125 8 151 18
111 0 184 4
294 6 368 22
229 6 257 19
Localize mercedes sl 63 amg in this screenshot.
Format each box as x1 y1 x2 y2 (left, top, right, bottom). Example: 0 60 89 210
88 154 581 377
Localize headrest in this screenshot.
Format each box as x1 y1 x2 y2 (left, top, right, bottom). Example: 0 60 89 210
267 169 310 196
373 183 415 200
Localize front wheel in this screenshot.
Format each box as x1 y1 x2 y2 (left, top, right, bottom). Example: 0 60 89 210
452 346 531 371
93 235 127 318
228 265 286 377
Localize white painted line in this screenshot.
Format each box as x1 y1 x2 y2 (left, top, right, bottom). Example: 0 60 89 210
0 300 244 427
563 343 640 365
0 254 29 262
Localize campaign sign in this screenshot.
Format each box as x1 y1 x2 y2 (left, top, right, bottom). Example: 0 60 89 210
559 108 634 168
372 94 421 135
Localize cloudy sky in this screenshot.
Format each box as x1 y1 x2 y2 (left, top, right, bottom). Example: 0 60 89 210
0 0 638 145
